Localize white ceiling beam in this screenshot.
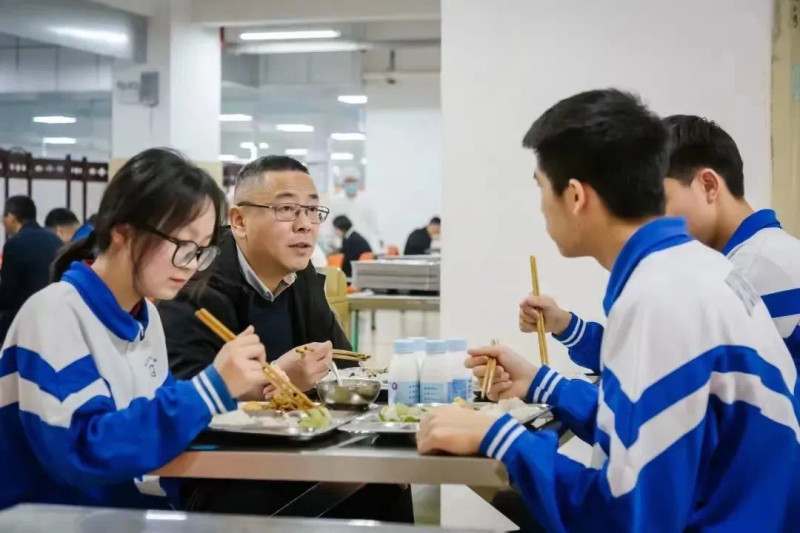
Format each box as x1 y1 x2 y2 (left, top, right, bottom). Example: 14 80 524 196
192 0 440 27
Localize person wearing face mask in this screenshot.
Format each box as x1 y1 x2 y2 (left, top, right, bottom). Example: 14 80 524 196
403 216 441 256
157 155 413 520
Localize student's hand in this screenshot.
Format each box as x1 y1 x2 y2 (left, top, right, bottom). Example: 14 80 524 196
416 406 495 455
261 365 291 400
519 293 572 335
466 344 539 402
213 325 269 398
273 341 333 392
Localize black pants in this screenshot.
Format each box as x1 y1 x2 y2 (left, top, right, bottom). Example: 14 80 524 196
181 479 414 522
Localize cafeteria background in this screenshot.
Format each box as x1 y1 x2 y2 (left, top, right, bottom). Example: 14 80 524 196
0 0 795 530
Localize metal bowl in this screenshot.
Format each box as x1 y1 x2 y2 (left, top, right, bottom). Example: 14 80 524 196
316 378 381 409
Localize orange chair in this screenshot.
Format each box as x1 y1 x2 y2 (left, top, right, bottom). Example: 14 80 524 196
328 253 344 268
359 252 375 261
386 245 400 257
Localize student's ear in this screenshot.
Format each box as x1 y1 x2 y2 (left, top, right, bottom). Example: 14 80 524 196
109 224 132 247
696 168 721 204
567 178 587 215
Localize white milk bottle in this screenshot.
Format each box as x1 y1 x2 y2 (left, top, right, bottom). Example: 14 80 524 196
408 337 427 369
388 339 420 405
446 338 472 401
420 340 450 403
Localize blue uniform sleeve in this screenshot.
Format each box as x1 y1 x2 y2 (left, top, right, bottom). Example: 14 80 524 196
17 362 235 489
551 313 604 372
526 365 598 443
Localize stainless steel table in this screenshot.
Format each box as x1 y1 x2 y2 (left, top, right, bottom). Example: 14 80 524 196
346 294 440 350
0 504 488 532
154 432 510 488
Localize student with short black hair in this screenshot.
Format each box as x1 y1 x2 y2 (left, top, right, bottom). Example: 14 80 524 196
332 214 372 277
417 90 798 531
44 207 80 243
0 195 62 340
0 148 270 510
522 115 800 375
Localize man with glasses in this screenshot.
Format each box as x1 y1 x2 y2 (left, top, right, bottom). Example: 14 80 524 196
157 156 414 521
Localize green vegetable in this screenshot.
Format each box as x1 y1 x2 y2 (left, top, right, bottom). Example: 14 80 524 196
299 407 332 430
379 404 426 423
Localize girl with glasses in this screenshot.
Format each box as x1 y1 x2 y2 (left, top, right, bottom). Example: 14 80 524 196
0 148 270 510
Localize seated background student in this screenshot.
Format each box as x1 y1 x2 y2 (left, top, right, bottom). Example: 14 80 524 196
332 214 372 278
403 216 441 255
521 114 800 374
157 155 412 521
0 195 63 341
44 207 80 243
0 148 269 510
417 89 799 531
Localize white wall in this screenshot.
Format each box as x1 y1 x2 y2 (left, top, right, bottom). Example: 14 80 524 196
440 0 773 370
365 78 441 249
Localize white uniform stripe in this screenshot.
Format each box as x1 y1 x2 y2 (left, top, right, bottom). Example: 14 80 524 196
561 317 583 345
17 377 110 428
486 419 518 458
199 372 225 414
541 374 564 404
564 319 587 348
539 368 556 393
191 377 217 415
495 426 527 461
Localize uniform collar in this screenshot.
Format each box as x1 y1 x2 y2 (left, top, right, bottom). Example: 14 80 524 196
603 217 693 316
721 209 782 256
61 262 149 342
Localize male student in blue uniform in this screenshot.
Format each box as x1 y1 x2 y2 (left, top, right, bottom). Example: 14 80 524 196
416 90 799 531
520 115 800 375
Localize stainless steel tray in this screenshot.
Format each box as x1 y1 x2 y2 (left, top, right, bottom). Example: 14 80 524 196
339 402 551 435
209 406 375 441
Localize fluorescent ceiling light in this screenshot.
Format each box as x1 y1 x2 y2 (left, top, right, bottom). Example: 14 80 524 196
219 154 241 162
240 142 256 148
331 152 354 161
43 137 76 145
285 148 308 156
240 30 340 41
50 27 128 44
220 114 253 122
331 132 365 141
258 142 270 149
33 115 76 124
234 41 365 54
277 124 314 133
337 95 367 105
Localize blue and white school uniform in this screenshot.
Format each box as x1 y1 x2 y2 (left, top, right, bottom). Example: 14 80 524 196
554 209 800 373
481 218 799 531
0 262 235 510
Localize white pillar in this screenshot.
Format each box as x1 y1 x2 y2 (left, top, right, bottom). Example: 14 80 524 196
110 0 221 180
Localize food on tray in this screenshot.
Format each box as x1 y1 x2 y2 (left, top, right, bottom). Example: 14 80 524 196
298 406 332 430
378 398 543 424
341 367 388 381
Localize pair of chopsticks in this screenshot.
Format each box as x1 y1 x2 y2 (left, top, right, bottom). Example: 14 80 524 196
481 339 500 399
333 349 370 362
195 308 315 410
529 256 550 366
480 256 550 400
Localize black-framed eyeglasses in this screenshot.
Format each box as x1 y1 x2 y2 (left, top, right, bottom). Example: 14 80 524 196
140 226 220 271
236 202 330 224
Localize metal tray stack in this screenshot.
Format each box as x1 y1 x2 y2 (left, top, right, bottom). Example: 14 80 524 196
352 256 440 292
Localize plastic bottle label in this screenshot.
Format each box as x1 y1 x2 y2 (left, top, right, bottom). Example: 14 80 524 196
450 378 471 401
389 381 420 405
421 382 449 403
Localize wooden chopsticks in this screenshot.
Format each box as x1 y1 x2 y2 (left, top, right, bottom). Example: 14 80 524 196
194 308 315 410
333 349 371 362
481 339 499 399
529 256 550 366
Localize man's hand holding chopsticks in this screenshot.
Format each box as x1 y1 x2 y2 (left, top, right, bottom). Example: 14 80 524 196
467 344 539 402
212 325 269 398
272 341 333 392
